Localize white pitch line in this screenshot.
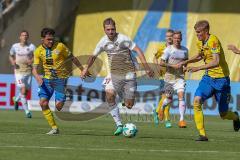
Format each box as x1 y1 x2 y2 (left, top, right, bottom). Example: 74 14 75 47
0 129 95 135
0 145 240 154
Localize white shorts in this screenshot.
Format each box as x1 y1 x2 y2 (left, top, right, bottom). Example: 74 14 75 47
15 73 32 89
102 77 114 90
102 76 137 99
164 78 185 94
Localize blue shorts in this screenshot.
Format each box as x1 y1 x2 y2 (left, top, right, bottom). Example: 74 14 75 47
194 75 230 113
38 78 67 102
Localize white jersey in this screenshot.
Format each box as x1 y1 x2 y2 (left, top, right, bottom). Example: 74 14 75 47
93 33 136 78
10 43 35 75
161 45 188 82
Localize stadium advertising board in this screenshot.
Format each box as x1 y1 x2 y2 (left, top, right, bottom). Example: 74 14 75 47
0 74 239 115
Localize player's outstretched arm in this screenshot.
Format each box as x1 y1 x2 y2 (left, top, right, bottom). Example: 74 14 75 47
9 55 16 66
32 65 43 85
181 53 203 66
153 55 164 77
9 55 19 69
133 46 154 77
71 56 84 71
72 56 91 78
9 53 21 69
228 44 240 54
81 55 96 79
187 54 219 72
159 59 181 69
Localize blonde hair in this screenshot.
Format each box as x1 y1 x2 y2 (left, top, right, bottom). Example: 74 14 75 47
194 20 210 31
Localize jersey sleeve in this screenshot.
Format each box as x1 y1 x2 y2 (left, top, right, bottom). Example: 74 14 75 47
154 43 166 59
28 44 36 58
60 43 73 58
9 44 15 56
122 35 136 50
33 48 40 66
93 38 105 56
161 47 170 61
209 37 221 54
196 41 203 53
31 44 36 52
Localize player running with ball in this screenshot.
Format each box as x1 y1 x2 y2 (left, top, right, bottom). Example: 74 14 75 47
81 18 154 135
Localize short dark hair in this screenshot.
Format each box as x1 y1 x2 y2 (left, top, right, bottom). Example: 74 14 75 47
194 20 210 31
173 30 182 36
20 30 29 36
166 29 174 34
103 18 116 28
41 28 55 38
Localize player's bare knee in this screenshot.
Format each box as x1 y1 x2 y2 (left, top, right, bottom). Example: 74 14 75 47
20 87 27 95
39 100 47 107
193 97 202 109
56 102 64 111
39 99 49 110
125 104 133 109
193 97 201 104
106 96 115 104
106 90 115 104
165 93 172 99
107 95 116 106
125 101 134 109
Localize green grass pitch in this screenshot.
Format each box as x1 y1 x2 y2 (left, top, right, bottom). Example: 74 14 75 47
0 110 239 160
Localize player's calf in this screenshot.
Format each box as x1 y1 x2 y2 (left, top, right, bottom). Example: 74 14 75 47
56 101 64 111
124 99 135 109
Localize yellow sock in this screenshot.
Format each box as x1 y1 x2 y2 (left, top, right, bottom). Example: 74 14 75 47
221 111 238 120
42 109 57 129
193 102 206 136
156 95 166 113
164 104 170 121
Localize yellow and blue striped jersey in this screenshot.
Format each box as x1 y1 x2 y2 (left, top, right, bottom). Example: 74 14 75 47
154 42 167 77
34 42 72 79
196 34 229 78
154 42 167 59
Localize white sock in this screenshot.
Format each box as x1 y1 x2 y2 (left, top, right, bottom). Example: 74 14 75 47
179 100 186 121
20 95 29 114
110 103 122 127
162 98 172 109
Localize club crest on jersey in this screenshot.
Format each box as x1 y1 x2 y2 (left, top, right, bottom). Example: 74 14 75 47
119 40 131 49
53 50 60 55
104 42 116 50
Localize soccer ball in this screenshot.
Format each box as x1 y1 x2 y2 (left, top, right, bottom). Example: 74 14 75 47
123 123 138 138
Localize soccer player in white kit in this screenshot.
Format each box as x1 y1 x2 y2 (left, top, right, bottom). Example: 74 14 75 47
9 30 35 118
159 31 188 128
81 18 154 135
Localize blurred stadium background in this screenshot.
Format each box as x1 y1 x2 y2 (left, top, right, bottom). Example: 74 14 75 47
1 0 240 80
1 0 240 113
0 1 240 160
